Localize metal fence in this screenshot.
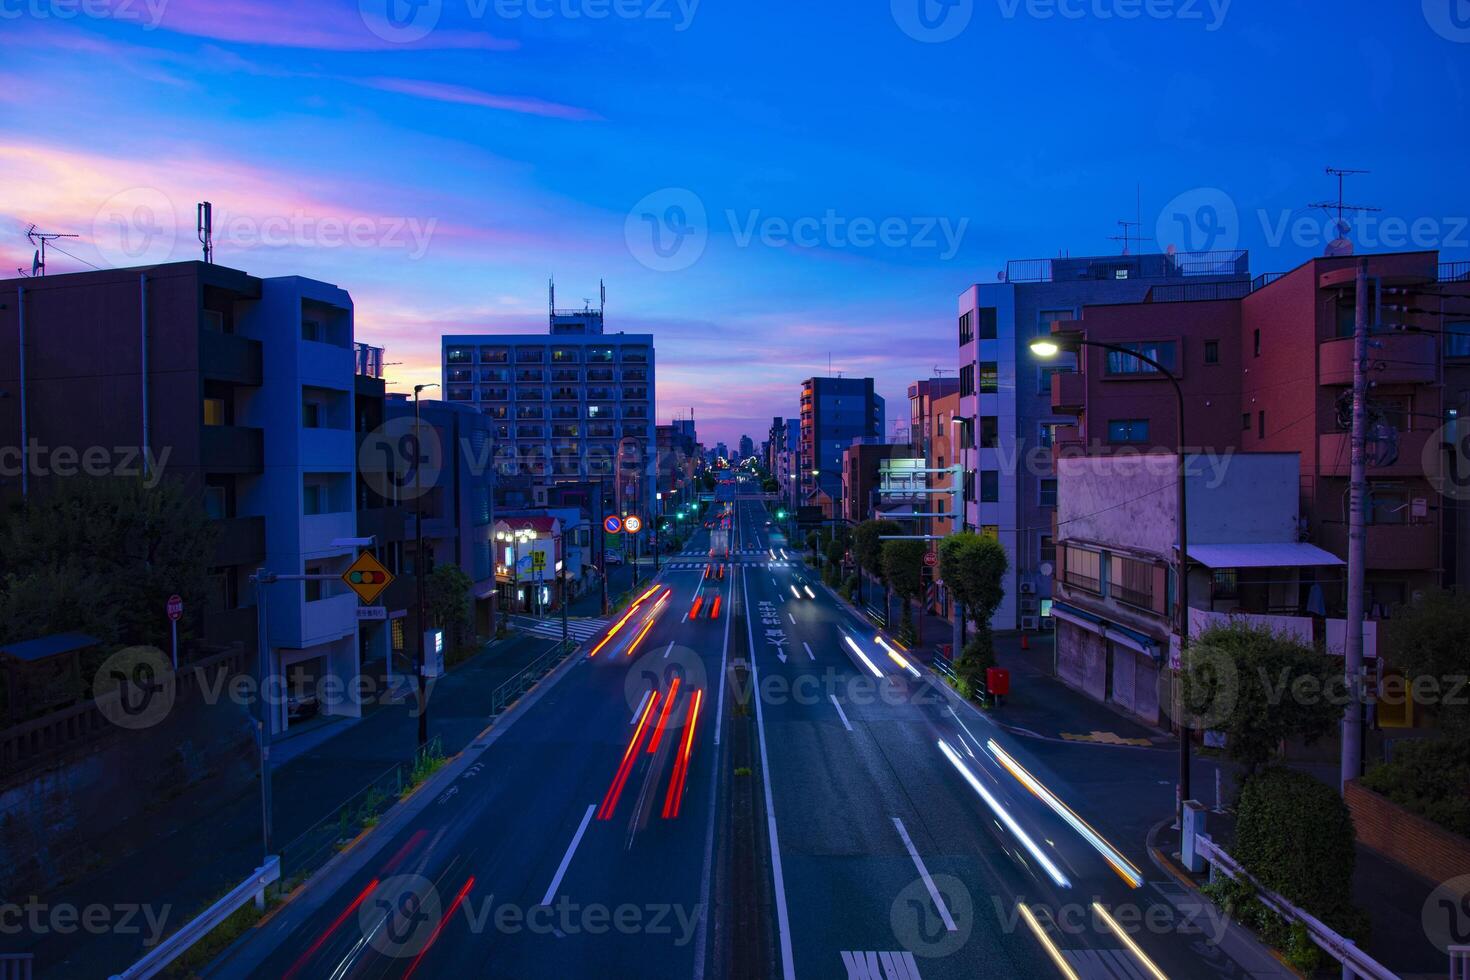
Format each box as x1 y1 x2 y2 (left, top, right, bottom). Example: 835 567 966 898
277 757 417 893
489 640 576 720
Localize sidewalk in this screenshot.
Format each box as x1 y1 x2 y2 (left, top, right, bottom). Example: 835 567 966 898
14 631 560 979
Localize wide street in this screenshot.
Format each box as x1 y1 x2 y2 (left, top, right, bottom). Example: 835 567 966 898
213 476 1263 980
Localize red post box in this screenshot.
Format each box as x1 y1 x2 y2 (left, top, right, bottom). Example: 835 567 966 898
986 667 1011 696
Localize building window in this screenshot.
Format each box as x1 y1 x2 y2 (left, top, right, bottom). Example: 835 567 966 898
1039 534 1056 565
1039 422 1062 448
1062 545 1101 593
980 524 999 540
1038 309 1073 336
977 307 998 339
1039 478 1058 508
980 416 999 448
203 397 227 426
1204 340 1219 364
980 470 999 502
1109 554 1155 609
1253 328 1261 357
1446 322 1470 359
1105 341 1176 375
1038 365 1072 395
204 485 227 520
958 364 975 397
446 347 473 364
301 318 324 342
1258 410 1266 439
304 562 325 602
979 362 998 393
1367 483 1409 525
959 311 973 346
1241 412 1250 432
1212 569 1239 599
1107 419 1150 443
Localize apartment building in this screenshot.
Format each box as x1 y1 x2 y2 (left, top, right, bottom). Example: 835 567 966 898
839 440 914 525
907 378 961 540
800 376 885 507
957 249 1251 631
0 261 365 734
442 291 655 524
1049 249 1470 620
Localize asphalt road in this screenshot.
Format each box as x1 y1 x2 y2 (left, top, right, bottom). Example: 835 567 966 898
212 475 1268 979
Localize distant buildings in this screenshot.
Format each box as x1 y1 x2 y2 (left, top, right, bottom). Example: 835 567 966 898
800 376 885 514
956 249 1251 631
442 286 656 523
738 434 755 460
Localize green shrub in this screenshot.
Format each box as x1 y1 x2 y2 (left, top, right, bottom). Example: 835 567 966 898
1235 767 1366 941
1360 736 1470 838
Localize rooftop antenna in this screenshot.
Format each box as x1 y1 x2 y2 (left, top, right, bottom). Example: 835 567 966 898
1108 185 1153 255
196 202 214 263
548 277 555 317
26 224 79 277
1310 167 1379 257
600 279 606 316
932 365 952 378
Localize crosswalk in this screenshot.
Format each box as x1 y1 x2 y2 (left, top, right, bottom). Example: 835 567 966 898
677 548 788 559
664 561 797 570
509 615 608 642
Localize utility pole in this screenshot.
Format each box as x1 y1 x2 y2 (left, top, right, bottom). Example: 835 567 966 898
252 572 275 863
413 384 437 750
598 477 609 616
1342 257 1369 789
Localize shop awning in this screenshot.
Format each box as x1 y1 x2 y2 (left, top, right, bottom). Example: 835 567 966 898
1186 542 1344 569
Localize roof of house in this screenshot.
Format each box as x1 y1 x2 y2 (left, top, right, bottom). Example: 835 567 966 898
496 515 560 534
0 632 101 663
1186 542 1344 569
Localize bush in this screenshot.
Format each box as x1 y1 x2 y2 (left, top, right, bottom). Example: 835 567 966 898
1360 736 1470 838
843 575 859 603
1235 767 1366 941
953 629 995 701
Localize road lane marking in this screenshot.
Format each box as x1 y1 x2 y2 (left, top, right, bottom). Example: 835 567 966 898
891 817 957 932
630 689 651 724
840 951 922 980
788 612 795 625
829 695 852 731
663 640 675 659
803 641 815 660
742 567 797 980
540 804 595 906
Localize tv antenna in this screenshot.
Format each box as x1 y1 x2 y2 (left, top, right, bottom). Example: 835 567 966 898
1309 167 1379 256
932 365 952 378
26 225 79 277
197 202 214 263
1108 185 1153 255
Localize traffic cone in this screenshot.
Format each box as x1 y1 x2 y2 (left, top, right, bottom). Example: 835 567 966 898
1020 632 1030 651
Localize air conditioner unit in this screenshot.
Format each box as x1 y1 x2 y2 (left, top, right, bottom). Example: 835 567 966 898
1021 616 1039 631
1020 598 1038 614
1041 616 1055 631
1020 582 1036 595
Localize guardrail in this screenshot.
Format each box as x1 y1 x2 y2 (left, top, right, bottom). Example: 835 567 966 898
489 639 577 720
108 856 280 980
1452 945 1470 980
0 954 33 980
1193 833 1394 980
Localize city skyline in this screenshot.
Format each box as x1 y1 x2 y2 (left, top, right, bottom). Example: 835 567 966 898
3 2 1468 446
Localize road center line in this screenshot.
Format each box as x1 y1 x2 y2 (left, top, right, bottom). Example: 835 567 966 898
892 816 957 932
663 640 675 659
541 804 595 907
743 566 797 980
788 612 795 625
829 695 853 731
630 688 651 724
803 641 815 660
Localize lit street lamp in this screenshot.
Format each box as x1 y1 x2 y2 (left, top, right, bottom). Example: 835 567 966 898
1030 334 1192 825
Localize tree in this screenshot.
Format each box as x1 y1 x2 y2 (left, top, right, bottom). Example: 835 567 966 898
425 564 474 645
882 539 926 629
761 478 779 494
1384 589 1470 735
1181 622 1341 777
938 532 1009 677
823 539 845 586
0 477 217 654
853 519 900 606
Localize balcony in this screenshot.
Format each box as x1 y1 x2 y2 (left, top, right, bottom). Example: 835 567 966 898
200 330 263 386
1320 332 1436 386
212 515 265 567
1318 521 1437 571
1051 372 1085 413
1318 429 1431 477
202 425 263 474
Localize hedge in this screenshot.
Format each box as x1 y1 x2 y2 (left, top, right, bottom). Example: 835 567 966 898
1360 736 1470 838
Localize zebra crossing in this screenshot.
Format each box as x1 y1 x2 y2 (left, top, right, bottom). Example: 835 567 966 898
664 561 797 571
676 548 786 559
509 615 608 642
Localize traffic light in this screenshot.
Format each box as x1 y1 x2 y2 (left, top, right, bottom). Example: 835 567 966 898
348 570 389 585
777 509 787 519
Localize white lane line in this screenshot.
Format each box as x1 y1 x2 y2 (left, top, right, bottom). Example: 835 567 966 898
742 567 796 980
664 640 675 659
803 641 815 661
713 559 733 745
630 688 651 724
829 695 853 731
541 804 596 907
788 612 795 625
892 816 957 933
771 577 777 588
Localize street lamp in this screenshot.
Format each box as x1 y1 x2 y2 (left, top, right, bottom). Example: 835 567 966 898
412 382 438 751
1029 334 1192 825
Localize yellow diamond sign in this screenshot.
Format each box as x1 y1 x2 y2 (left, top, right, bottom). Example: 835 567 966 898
343 551 394 604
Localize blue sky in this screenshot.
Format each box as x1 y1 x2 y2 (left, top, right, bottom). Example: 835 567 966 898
2 0 1467 447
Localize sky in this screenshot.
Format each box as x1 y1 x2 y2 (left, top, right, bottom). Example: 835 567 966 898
2 0 1468 448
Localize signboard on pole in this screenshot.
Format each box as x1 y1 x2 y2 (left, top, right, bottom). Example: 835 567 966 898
343 551 394 604
624 515 643 534
531 550 547 573
923 552 938 568
604 515 623 534
166 595 184 621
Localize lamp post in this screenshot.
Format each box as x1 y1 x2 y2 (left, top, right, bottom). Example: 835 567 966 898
1030 336 1191 825
655 491 663 571
412 382 437 750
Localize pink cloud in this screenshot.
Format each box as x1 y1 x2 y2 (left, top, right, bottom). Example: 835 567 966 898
360 77 601 121
152 0 516 51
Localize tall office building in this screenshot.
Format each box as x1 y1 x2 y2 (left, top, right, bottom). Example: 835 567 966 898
443 284 655 521
799 376 885 510
957 249 1249 630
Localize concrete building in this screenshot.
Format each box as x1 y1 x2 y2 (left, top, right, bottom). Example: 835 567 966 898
957 249 1251 631
906 378 962 540
1052 452 1346 726
442 288 655 523
800 376 885 508
492 515 563 614
0 261 367 733
839 440 915 526
1049 250 1470 619
738 434 755 461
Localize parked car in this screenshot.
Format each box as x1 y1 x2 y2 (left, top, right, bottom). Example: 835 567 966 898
604 551 625 566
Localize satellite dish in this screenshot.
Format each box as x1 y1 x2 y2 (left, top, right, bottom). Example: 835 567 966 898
1325 218 1353 256
30 250 40 276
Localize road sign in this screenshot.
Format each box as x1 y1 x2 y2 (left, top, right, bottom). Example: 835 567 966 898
624 515 643 534
531 550 547 572
604 515 623 534
924 551 938 568
356 606 387 621
166 594 184 621
343 551 394 604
